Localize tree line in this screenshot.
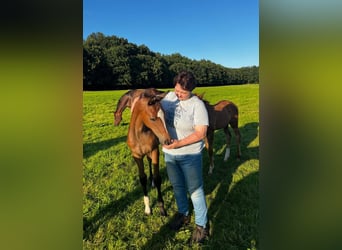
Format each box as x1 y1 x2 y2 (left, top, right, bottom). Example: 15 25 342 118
83 32 259 90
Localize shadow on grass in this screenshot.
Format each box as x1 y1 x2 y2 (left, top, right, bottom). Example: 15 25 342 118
207 171 259 249
140 214 179 250
83 162 171 242
83 184 142 241
83 136 127 159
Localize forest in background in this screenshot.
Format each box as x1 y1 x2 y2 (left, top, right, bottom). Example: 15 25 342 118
83 32 259 90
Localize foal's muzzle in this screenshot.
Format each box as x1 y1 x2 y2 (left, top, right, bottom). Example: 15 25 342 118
163 139 172 145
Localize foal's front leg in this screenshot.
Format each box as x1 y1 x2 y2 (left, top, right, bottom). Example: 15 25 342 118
146 156 154 187
133 157 151 215
151 149 167 216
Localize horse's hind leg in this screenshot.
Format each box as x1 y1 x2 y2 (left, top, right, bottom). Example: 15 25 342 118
233 127 241 160
151 149 167 216
223 126 232 161
205 130 215 174
133 157 151 215
229 117 241 160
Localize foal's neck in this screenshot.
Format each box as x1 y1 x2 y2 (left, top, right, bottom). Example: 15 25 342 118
129 111 146 137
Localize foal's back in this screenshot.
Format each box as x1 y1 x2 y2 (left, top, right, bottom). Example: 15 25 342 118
207 100 239 130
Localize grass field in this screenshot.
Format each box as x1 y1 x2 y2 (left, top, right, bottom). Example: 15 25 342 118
83 84 259 249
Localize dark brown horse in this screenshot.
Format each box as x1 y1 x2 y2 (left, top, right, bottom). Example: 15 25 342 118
126 91 171 216
195 94 241 174
114 88 165 126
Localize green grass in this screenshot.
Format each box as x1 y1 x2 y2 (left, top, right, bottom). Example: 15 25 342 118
83 84 259 249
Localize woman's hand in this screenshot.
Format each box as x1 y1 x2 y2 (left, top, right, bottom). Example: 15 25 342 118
162 139 179 149
163 125 207 150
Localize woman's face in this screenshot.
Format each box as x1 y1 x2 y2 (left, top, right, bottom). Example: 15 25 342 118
174 83 191 101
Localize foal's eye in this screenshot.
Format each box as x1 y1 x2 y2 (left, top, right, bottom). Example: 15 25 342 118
150 117 156 121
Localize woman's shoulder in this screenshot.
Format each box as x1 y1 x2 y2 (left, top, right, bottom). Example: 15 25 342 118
166 91 176 98
190 94 205 104
162 91 176 101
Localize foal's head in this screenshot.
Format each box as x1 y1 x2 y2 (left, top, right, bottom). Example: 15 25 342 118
114 88 166 126
132 92 171 145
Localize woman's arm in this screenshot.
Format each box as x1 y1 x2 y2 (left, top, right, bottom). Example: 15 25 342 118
162 125 207 149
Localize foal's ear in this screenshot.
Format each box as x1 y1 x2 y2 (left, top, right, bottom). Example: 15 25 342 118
157 91 168 99
148 92 168 105
148 96 160 105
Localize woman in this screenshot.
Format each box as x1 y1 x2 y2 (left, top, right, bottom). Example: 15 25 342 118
161 71 210 244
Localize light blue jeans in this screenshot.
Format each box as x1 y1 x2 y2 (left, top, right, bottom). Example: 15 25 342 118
164 152 208 227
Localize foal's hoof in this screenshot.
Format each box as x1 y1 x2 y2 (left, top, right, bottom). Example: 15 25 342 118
144 208 152 215
160 209 167 217
158 202 167 216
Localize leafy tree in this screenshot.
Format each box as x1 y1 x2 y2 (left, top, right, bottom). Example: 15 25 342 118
83 32 259 90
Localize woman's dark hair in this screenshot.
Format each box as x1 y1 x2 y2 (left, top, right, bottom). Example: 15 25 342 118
173 71 197 91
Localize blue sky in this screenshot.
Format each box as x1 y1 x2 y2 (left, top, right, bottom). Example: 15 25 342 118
83 0 259 68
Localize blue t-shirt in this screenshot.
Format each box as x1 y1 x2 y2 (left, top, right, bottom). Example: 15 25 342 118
161 91 209 155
